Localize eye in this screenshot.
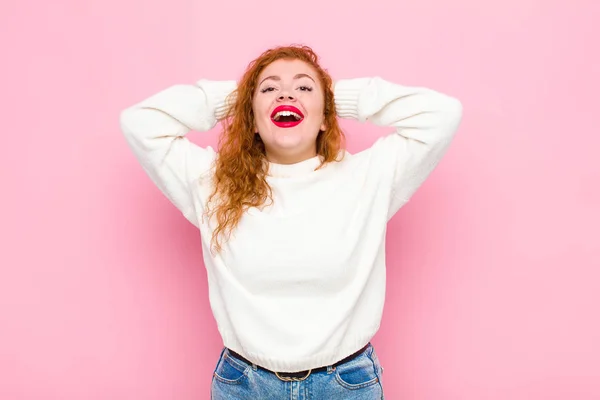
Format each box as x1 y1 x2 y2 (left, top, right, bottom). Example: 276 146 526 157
260 86 276 93
298 86 313 92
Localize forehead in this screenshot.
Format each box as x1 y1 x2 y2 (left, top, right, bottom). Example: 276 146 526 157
258 59 319 81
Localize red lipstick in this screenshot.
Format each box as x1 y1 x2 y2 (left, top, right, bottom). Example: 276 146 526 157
270 105 304 128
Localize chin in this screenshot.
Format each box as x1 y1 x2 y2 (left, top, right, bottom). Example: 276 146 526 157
272 136 309 149
268 142 315 158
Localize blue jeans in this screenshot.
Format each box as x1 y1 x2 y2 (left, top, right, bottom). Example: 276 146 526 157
211 342 385 399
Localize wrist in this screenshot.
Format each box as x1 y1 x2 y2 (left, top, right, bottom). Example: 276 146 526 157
333 78 371 121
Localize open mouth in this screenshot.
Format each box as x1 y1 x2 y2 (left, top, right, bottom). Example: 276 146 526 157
270 105 304 128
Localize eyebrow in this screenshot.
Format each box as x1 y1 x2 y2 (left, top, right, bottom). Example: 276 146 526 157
259 73 316 86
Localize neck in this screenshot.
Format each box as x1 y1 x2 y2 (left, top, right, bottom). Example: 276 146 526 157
266 153 323 178
265 147 317 165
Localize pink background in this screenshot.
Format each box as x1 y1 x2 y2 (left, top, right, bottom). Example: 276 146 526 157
2 0 599 398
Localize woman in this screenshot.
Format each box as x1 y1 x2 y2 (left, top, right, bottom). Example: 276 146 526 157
120 44 462 399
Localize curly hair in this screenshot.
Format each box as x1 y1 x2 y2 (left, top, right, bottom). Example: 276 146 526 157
205 44 345 254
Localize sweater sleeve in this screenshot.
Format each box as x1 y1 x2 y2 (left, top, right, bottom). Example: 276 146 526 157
333 76 463 218
119 79 237 225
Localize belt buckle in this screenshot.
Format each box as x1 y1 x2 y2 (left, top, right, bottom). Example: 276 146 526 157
275 369 311 382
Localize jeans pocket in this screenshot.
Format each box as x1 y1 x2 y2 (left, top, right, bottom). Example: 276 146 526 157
213 350 251 385
334 349 381 390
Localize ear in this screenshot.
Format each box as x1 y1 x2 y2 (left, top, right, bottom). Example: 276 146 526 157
320 120 327 131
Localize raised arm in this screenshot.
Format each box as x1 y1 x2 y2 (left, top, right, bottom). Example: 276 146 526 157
333 76 463 218
119 79 237 225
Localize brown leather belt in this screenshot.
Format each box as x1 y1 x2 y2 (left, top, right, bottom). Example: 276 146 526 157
227 343 370 382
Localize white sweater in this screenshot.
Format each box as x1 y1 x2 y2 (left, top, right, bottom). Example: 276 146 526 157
119 76 463 372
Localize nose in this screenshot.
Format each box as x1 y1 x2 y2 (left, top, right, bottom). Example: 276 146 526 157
277 92 295 101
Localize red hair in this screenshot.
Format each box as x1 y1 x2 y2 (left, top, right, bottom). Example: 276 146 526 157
205 44 345 253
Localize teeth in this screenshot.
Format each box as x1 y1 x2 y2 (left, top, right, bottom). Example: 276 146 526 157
273 110 302 121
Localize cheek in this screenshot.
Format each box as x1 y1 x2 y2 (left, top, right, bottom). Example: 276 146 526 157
252 95 268 114
307 95 326 115
309 104 326 124
252 106 268 130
